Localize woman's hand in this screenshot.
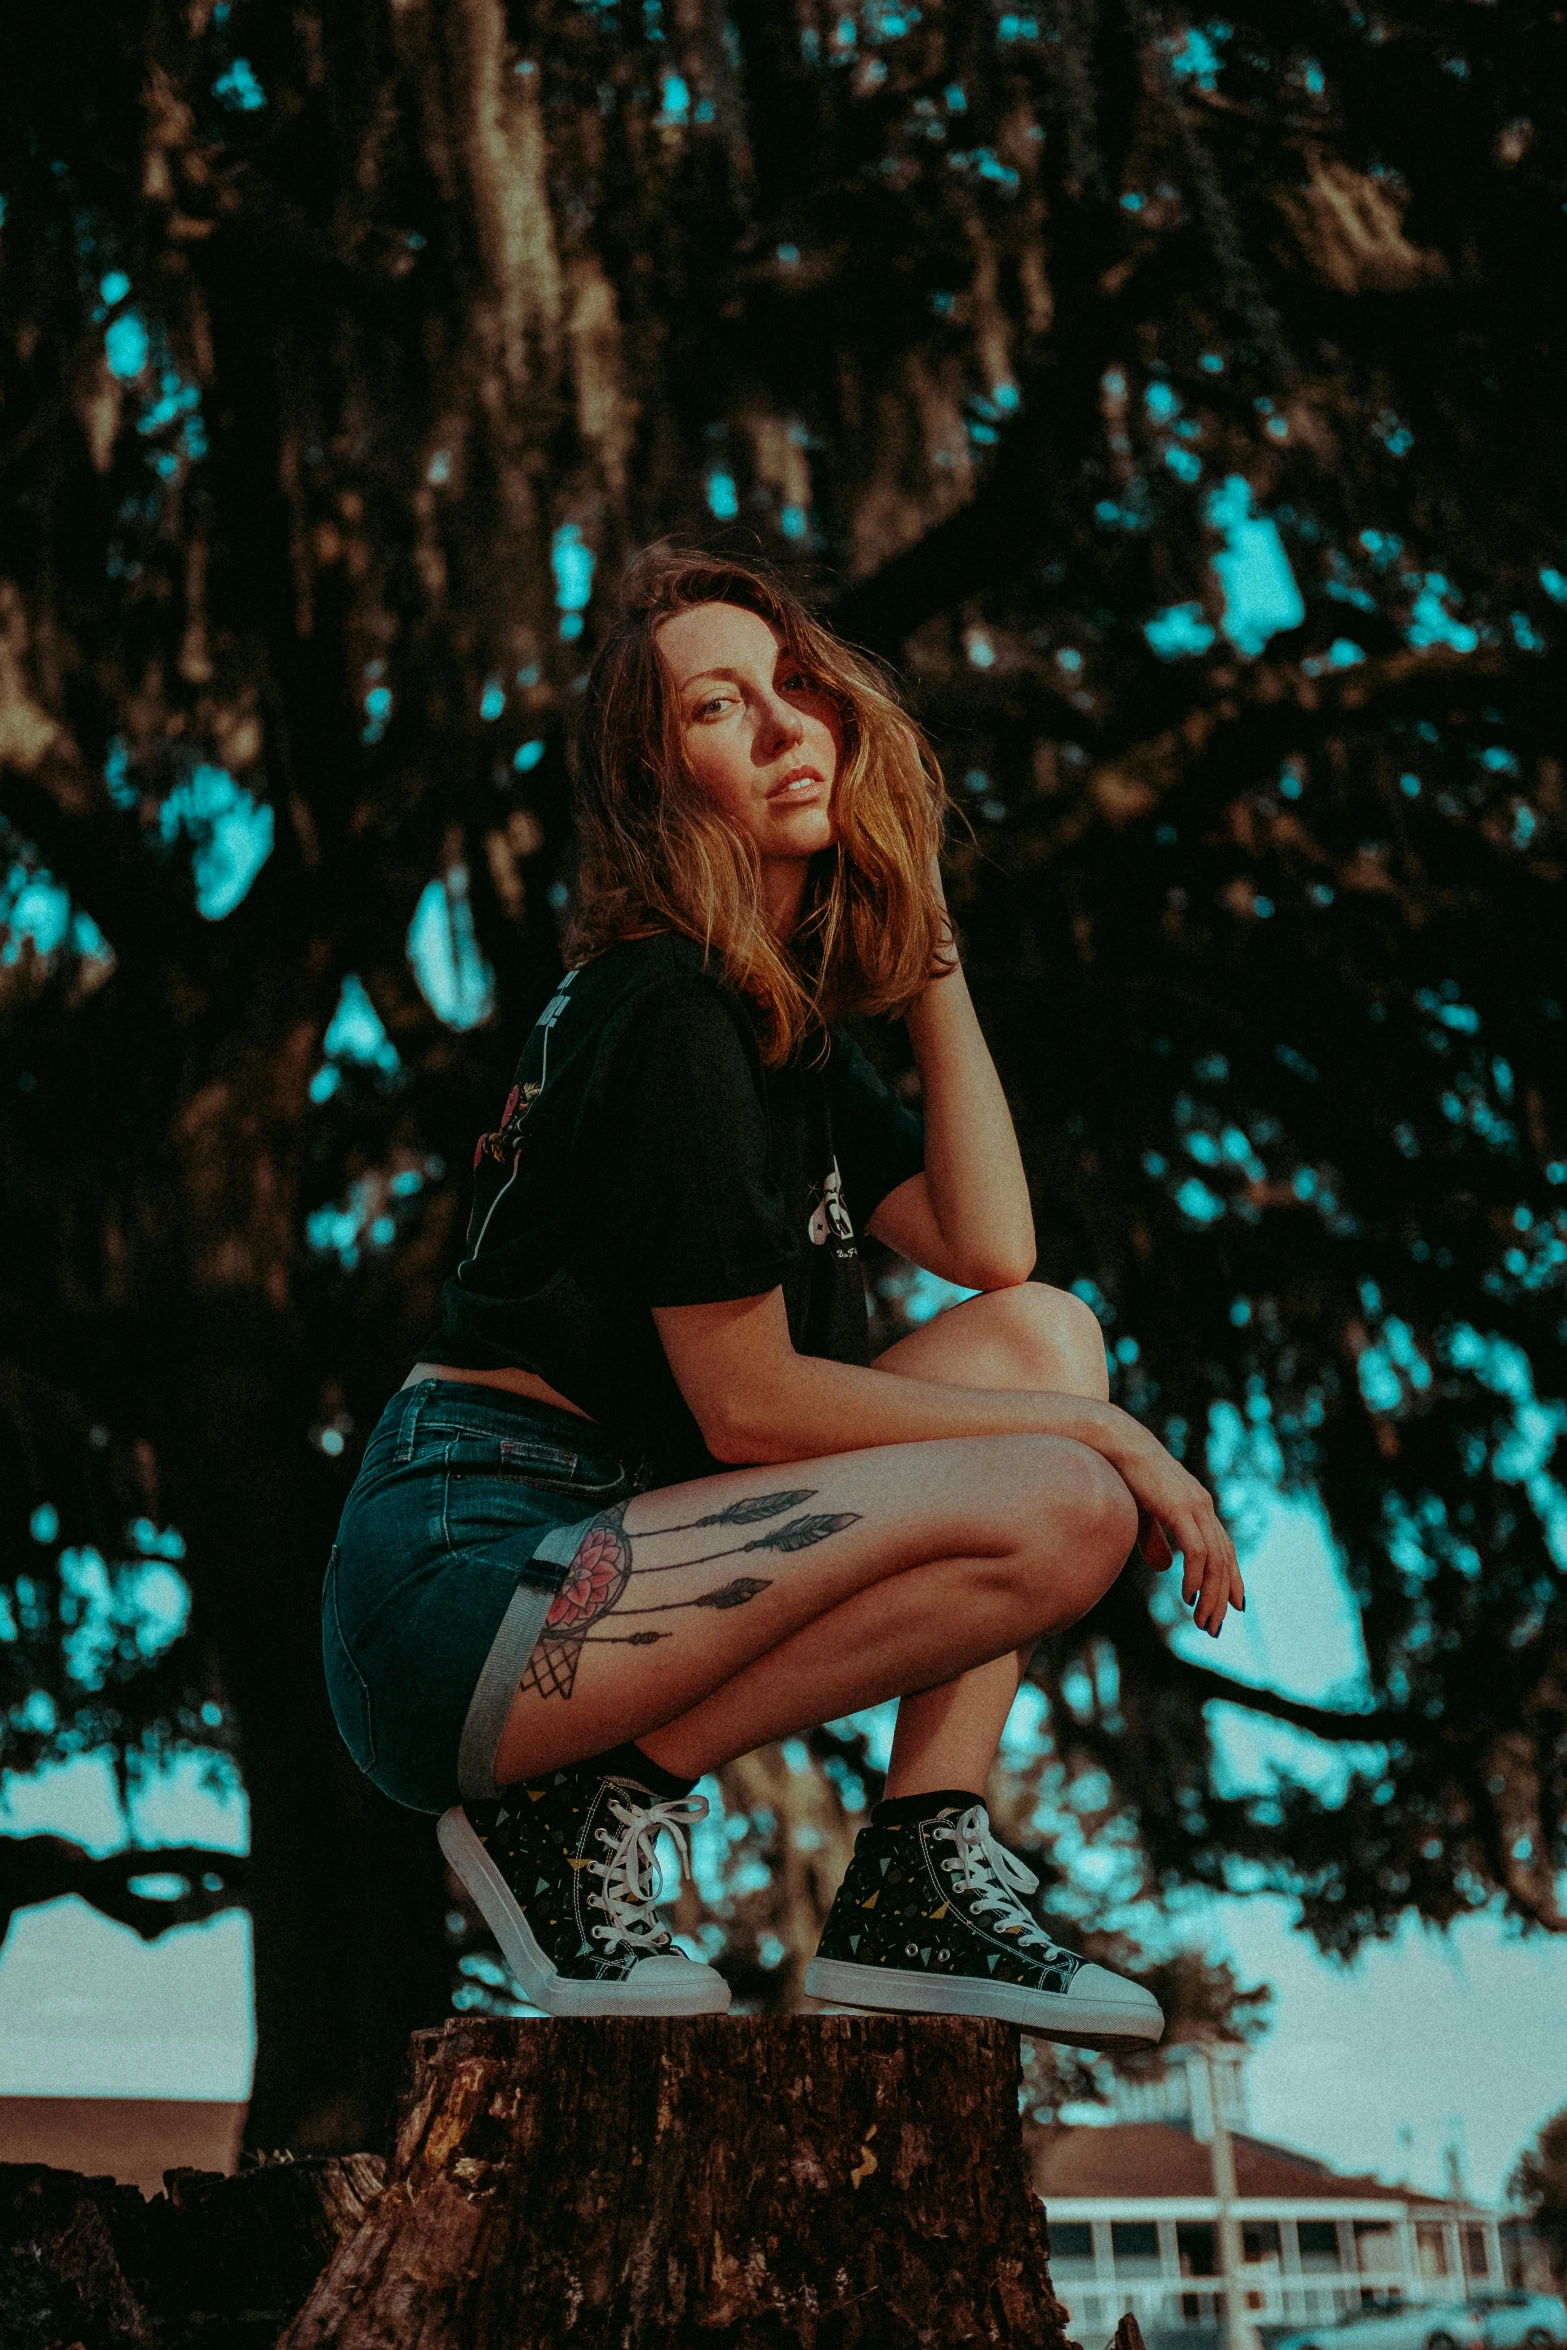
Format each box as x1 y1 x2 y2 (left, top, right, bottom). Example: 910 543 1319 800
924 846 959 985
1086 1405 1245 1637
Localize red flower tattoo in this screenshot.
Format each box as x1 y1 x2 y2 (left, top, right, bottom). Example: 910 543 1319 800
545 1519 630 1631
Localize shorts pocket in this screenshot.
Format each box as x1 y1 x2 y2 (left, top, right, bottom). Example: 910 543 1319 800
438 1432 630 1555
321 1545 377 1775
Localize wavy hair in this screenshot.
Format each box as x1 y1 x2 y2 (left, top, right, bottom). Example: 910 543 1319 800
566 544 955 1065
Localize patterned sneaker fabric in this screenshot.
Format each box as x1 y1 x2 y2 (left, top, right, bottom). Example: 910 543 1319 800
814 1802 1087 1994
464 1761 706 1984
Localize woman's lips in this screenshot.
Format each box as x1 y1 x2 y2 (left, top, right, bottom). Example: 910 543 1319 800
768 768 825 798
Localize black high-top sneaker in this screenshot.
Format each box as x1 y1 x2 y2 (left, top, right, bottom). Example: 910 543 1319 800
437 1759 730 2017
804 1800 1163 2048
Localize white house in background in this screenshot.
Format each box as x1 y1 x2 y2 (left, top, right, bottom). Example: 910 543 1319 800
1035 2047 1510 2350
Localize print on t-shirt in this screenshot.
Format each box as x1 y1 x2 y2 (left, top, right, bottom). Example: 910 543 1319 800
474 1079 539 1169
807 1156 857 1261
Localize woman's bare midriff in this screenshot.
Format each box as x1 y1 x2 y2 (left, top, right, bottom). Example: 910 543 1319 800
400 1361 598 1423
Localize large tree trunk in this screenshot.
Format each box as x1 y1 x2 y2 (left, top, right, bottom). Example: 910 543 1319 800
165 1319 455 2156
284 2013 1076 2349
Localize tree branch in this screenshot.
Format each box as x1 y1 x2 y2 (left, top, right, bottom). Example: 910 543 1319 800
1163 1651 1406 1745
828 406 1070 659
0 1834 249 1950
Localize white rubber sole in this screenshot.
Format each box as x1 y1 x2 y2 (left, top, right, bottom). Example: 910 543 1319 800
437 1806 731 2018
803 1957 1163 2049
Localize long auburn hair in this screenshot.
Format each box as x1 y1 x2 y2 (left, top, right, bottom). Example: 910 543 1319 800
566 544 956 1066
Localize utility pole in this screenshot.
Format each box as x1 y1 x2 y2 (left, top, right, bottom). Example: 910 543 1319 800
1203 2043 1257 2350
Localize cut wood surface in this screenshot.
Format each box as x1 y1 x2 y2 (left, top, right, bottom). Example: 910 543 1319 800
284 2012 1077 2349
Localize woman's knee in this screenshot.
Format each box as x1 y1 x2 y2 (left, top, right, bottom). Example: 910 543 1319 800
973 1283 1110 1398
977 1432 1137 1565
959 1442 1135 1630
1049 1439 1138 1573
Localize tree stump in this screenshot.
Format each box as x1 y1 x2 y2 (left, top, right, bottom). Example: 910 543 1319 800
139 2155 387 2341
0 2152 384 2349
0 2162 152 2350
284 2013 1076 2350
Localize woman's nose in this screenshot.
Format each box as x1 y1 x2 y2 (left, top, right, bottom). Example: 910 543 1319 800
760 694 804 750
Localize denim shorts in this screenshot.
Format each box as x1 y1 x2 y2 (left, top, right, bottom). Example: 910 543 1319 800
322 1379 648 1814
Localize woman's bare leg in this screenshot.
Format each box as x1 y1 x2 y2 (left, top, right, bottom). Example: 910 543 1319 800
637 1282 1109 1791
632 1455 1130 1777
869 1282 1110 1797
492 1417 1136 1787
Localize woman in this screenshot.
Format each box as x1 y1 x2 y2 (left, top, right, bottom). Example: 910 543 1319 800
323 546 1244 2044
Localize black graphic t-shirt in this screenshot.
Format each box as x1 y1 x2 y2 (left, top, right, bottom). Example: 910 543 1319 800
419 932 927 1484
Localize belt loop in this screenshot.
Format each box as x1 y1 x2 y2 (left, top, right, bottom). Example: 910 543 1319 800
393 1379 433 1465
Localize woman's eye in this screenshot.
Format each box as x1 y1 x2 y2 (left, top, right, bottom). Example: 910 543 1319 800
693 695 729 719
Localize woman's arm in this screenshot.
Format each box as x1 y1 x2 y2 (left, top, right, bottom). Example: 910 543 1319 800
866 877 1035 1290
653 1287 1242 1625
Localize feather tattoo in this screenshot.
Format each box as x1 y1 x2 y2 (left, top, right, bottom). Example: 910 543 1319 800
635 1489 818 1538
627 1509 865 1577
693 1577 772 1609
613 1576 774 1619
549 1498 863 1680
740 1512 861 1553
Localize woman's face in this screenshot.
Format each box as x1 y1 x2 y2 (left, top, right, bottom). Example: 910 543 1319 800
656 601 843 900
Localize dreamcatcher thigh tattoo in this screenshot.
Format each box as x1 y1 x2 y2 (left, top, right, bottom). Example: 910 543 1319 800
520 1490 862 1703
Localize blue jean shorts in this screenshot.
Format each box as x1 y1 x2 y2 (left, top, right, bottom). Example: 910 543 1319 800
322 1379 649 1814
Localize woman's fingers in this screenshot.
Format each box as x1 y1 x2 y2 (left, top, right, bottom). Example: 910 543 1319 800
1196 1547 1232 1635
1177 1515 1209 1608
1195 1512 1244 1635
1168 1499 1242 1636
1119 1436 1244 1635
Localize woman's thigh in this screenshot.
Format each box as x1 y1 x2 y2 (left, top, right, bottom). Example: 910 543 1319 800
492 1428 1128 1779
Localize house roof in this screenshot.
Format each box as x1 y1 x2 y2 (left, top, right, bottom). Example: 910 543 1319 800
1034 2122 1472 2212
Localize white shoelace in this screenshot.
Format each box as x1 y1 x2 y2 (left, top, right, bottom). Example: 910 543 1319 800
935 1804 1074 1960
587 1792 708 1956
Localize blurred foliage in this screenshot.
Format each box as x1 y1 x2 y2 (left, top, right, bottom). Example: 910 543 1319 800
1 0 1564 2146
1510 2105 1567 2290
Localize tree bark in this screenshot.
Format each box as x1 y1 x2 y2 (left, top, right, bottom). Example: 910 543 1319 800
284 2013 1077 2350
0 2162 152 2350
0 2152 383 2348
139 2156 387 2340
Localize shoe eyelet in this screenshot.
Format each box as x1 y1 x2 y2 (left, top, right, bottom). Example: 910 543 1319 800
904 1941 918 1958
